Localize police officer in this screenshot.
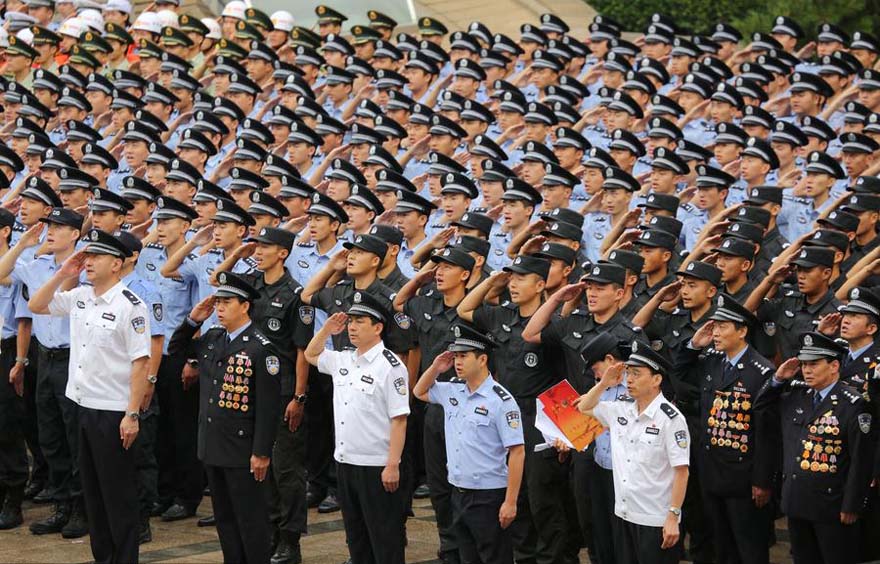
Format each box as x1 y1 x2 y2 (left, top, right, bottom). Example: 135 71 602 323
575 342 690 564
29 230 151 564
238 226 314 564
393 246 474 563
304 293 410 564
746 246 842 361
674 294 780 564
169 272 281 564
413 325 525 564
755 332 876 564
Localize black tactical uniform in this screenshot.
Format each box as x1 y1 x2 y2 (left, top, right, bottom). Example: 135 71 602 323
754 333 876 564
756 288 841 361
169 275 281 564
242 227 314 561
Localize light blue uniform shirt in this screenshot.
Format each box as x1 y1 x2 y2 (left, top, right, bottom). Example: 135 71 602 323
122 270 164 338
286 239 345 346
398 237 428 280
428 375 524 489
582 212 612 263
593 380 628 470
136 244 195 353
13 255 70 348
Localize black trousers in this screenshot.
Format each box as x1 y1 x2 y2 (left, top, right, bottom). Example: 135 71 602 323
0 336 27 490
267 395 308 536
860 486 880 562
451 487 513 564
788 515 859 564
680 417 712 562
612 516 680 564
36 345 80 502
305 366 335 495
155 352 203 508
337 463 407 564
23 336 47 486
521 404 575 564
424 402 457 555
78 408 140 564
134 398 159 523
702 490 771 564
206 464 272 564
574 454 615 564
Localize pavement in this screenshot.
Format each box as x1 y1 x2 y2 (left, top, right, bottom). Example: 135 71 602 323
1 493 797 563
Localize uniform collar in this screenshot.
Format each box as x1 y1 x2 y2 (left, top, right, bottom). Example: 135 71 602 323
227 321 251 342
726 345 748 367
464 374 496 398
849 342 872 361
356 340 385 363
634 391 666 418
92 280 126 304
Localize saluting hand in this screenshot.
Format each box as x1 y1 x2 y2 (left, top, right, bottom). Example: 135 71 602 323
325 312 349 335
431 350 455 373
190 296 217 323
775 358 801 381
690 320 715 349
552 282 586 304
250 455 270 481
58 249 87 279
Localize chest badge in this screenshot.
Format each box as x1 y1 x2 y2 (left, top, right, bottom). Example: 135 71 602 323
524 352 538 367
268 318 281 332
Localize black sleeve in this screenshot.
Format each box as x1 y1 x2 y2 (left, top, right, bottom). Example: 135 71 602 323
253 343 282 458
168 318 201 358
752 380 781 489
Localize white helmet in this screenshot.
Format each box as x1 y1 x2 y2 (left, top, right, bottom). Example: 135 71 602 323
78 8 104 31
58 16 89 38
102 0 132 14
156 9 179 29
15 28 34 45
202 17 222 40
132 11 162 35
221 0 246 20
270 10 295 32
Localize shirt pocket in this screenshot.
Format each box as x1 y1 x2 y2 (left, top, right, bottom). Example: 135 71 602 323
638 431 662 448
90 316 119 348
352 375 379 410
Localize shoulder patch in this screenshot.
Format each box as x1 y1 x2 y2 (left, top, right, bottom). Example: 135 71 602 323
383 349 401 367
660 403 678 419
122 289 141 305
493 385 511 401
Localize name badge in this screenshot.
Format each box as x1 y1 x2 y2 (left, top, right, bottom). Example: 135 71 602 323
360 375 374 384
474 406 488 416
645 427 660 435
102 312 116 321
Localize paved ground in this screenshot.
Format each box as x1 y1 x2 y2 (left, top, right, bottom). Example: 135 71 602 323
1 494 796 563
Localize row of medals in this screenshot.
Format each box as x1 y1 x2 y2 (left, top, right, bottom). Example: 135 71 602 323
219 355 252 412
799 414 843 473
708 392 752 453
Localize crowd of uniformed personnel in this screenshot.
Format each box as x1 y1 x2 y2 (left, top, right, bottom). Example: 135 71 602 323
0 1 878 563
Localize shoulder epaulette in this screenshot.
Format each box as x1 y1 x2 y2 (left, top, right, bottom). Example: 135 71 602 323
296 242 315 247
751 360 772 375
382 349 401 367
790 379 809 387
493 385 511 401
186 252 198 260
336 278 353 286
501 300 516 310
208 248 223 255
252 329 271 346
12 223 26 232
841 387 862 404
706 348 724 356
293 284 303 294
449 377 466 384
660 403 678 419
146 242 164 250
243 257 258 267
122 289 141 305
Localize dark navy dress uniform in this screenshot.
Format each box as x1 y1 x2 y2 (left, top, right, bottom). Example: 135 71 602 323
169 274 281 564
672 296 780 564
754 333 876 564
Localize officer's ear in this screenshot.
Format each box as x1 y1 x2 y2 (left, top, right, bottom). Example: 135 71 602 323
821 266 833 281
561 263 573 280
279 247 290 261
741 259 753 274
706 284 718 299
660 249 672 263
867 318 879 338
388 243 401 258
459 266 471 283
612 283 625 300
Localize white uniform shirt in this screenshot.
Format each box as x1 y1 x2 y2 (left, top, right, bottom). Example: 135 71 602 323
48 281 151 411
318 340 411 466
593 392 690 527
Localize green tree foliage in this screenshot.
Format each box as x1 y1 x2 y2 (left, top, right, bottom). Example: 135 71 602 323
589 0 879 39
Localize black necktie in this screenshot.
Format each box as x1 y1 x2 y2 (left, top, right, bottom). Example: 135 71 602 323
813 392 822 409
723 362 735 380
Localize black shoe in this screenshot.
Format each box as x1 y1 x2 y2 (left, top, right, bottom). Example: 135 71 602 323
29 503 70 535
161 503 196 522
32 487 53 504
0 487 23 530
413 483 431 499
150 501 171 517
305 489 325 508
139 521 152 544
61 500 88 539
270 534 302 564
23 481 45 500
197 514 216 527
317 494 340 514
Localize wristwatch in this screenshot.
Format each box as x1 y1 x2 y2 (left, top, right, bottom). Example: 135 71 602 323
126 411 140 421
14 357 29 366
147 374 158 384
294 393 308 404
668 506 681 517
